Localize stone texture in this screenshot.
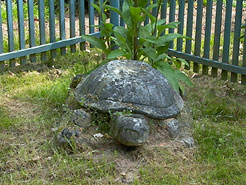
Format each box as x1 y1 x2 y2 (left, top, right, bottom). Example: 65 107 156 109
166 119 181 138
74 60 184 119
57 128 80 143
71 109 91 128
110 114 149 146
180 136 195 147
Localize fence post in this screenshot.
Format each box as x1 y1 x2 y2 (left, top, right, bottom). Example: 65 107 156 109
110 0 119 27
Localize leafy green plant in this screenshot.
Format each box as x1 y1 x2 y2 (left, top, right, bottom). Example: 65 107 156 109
82 0 192 93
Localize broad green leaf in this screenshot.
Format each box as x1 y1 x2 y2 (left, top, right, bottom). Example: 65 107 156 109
113 34 128 50
102 12 107 22
100 22 114 38
122 0 132 27
145 34 189 46
138 0 148 8
122 0 130 12
158 34 186 44
145 3 158 12
176 58 189 67
154 61 180 92
130 7 142 23
104 23 114 30
103 0 109 7
82 35 106 50
142 9 156 24
156 45 169 54
157 22 180 36
175 70 192 87
107 49 125 60
173 59 182 68
153 60 192 93
141 48 157 61
105 5 123 17
140 24 152 38
140 15 146 23
156 19 166 26
155 53 168 62
113 27 132 54
114 26 128 37
92 3 101 14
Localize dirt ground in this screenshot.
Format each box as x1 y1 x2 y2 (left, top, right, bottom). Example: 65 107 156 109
0 91 194 184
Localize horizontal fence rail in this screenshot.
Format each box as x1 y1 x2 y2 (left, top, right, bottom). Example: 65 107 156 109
0 0 246 84
163 0 246 84
0 0 103 72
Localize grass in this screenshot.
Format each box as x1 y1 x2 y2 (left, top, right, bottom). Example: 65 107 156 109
0 50 246 184
0 106 17 130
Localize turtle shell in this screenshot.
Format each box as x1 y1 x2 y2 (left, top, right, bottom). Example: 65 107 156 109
74 60 184 119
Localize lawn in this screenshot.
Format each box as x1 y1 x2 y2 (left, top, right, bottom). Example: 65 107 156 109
0 50 246 184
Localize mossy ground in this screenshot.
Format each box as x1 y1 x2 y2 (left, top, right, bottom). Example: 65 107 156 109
0 50 246 184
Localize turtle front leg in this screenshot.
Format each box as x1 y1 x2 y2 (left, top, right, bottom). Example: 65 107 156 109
72 109 92 128
110 113 149 146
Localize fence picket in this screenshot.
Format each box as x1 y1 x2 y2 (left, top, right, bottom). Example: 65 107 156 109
184 0 194 70
28 0 36 62
177 0 185 52
203 0 213 75
212 0 223 77
169 0 176 49
49 0 56 58
79 0 86 50
6 0 15 67
70 0 76 53
89 0 95 34
152 0 158 17
161 0 167 21
88 0 95 48
110 0 119 27
231 0 243 82
38 0 47 61
99 0 104 27
193 0 203 73
17 0 26 65
120 0 125 26
144 0 150 25
221 0 233 80
59 0 66 55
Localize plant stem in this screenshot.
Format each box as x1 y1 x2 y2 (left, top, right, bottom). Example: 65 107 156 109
153 1 162 36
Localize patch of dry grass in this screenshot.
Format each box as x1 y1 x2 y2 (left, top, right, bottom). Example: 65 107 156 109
1 51 246 184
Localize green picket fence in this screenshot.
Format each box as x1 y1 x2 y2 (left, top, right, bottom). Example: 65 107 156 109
165 0 246 84
0 0 245 84
0 0 105 70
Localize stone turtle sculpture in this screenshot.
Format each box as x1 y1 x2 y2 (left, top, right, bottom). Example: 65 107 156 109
69 60 188 146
